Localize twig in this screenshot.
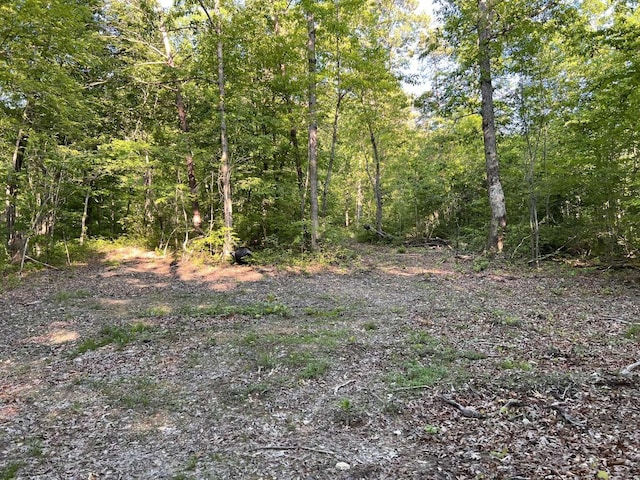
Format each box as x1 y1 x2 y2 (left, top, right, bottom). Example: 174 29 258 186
621 360 640 377
439 394 487 419
333 379 356 395
501 398 524 409
527 235 577 264
389 384 432 393
252 445 339 457
549 403 587 429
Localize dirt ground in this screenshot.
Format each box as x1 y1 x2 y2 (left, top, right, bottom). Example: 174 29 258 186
1 245 639 479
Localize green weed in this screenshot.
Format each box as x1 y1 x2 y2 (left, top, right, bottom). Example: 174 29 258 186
460 350 487 361
0 462 22 480
71 322 156 356
185 454 198 471
363 321 378 331
53 289 92 302
624 323 640 340
491 310 521 327
241 329 349 349
299 358 330 380
139 305 172 317
473 257 490 273
390 361 450 387
333 397 364 426
304 306 345 318
181 301 290 318
497 358 532 371
255 352 277 370
423 424 440 434
339 398 353 412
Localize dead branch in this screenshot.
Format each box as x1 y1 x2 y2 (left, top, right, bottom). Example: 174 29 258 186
363 224 392 239
252 445 339 457
501 399 524 409
25 256 60 270
439 394 487 419
549 403 587 429
333 379 356 395
388 384 432 393
621 360 640 377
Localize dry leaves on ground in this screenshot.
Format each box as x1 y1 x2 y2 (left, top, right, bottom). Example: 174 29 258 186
1 245 639 479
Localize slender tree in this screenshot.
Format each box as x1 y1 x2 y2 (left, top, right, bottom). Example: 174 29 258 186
159 14 203 232
198 0 233 256
214 0 234 257
306 7 319 250
477 0 506 252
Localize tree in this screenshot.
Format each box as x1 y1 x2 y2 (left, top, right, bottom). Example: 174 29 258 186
477 0 506 252
196 0 234 256
159 10 203 232
306 6 319 251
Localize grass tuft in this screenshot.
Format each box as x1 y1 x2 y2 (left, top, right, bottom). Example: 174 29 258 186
72 322 156 356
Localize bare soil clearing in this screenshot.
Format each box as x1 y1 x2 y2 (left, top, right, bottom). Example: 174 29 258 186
1 245 639 479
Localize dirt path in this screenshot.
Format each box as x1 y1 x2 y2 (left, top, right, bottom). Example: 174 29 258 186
1 245 639 479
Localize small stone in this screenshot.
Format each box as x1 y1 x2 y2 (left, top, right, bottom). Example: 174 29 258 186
335 461 350 471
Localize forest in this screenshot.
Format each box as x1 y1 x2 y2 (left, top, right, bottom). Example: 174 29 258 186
1 0 639 266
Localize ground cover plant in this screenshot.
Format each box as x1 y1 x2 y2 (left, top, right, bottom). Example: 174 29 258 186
1 245 639 479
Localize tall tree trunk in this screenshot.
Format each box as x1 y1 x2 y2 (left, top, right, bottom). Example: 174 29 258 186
159 16 202 232
307 10 319 251
478 0 506 253
322 3 344 219
213 0 233 258
198 0 233 255
6 129 28 257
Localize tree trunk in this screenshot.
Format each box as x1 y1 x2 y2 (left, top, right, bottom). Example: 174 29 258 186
322 91 344 218
356 178 363 225
322 5 344 219
159 16 202 232
366 121 383 235
524 118 542 267
213 0 234 258
80 182 91 246
307 10 319 251
6 129 28 257
291 126 305 214
143 152 154 228
478 0 506 253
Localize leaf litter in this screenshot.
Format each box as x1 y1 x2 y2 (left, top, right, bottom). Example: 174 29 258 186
0 245 639 479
